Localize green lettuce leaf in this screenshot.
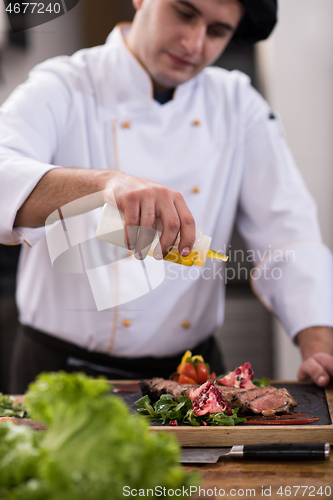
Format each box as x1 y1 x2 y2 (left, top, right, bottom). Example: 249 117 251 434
1 372 199 499
0 422 42 492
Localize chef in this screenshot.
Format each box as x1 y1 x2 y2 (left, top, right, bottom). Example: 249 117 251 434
0 0 332 393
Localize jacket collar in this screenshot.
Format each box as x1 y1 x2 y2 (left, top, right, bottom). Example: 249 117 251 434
105 24 198 106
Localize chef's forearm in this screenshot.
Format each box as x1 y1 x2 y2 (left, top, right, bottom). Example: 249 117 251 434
14 166 197 256
296 326 333 360
14 168 111 228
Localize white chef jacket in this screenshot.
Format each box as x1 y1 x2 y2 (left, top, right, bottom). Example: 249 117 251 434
1 25 333 357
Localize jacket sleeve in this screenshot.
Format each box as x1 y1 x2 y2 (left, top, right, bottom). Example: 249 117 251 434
237 84 333 339
0 62 71 246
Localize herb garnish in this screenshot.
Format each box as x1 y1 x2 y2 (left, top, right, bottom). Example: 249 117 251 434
0 394 29 418
252 377 271 387
135 394 246 426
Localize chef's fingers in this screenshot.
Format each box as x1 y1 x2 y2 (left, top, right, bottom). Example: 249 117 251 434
297 355 332 387
134 198 157 260
173 193 196 256
312 352 333 381
155 199 181 259
123 199 141 250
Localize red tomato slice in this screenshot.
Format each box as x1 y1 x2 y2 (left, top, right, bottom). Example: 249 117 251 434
179 373 197 385
181 362 198 382
196 362 209 384
0 417 16 424
172 373 180 383
209 372 216 380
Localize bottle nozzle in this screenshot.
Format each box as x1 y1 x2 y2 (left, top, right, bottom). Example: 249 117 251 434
207 249 229 262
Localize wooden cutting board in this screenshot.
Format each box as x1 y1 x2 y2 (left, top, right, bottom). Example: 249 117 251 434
13 381 333 447
115 380 333 447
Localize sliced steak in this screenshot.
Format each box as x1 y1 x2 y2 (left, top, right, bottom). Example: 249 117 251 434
216 386 298 417
139 377 198 401
217 387 247 410
248 388 298 416
233 386 277 413
139 378 164 400
236 386 277 403
139 379 298 417
171 384 198 401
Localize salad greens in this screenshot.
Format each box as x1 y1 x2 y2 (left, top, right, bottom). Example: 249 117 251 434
135 394 246 426
0 394 29 418
0 372 199 499
252 377 271 388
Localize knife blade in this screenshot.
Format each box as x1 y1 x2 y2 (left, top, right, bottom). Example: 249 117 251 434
180 443 330 463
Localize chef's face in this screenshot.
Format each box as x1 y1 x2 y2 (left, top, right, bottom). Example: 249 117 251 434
127 0 245 91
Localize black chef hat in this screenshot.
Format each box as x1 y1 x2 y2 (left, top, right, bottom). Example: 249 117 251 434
232 0 278 47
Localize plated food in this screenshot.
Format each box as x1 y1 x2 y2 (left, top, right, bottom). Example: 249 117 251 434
0 393 29 418
137 359 298 426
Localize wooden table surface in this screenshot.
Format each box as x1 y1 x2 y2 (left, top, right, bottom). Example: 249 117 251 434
183 456 333 500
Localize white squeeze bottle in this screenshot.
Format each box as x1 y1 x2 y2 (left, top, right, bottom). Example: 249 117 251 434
96 203 228 267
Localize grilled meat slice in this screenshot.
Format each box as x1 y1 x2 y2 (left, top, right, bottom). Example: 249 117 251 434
139 378 169 400
219 386 297 416
247 388 298 416
228 386 277 413
216 387 275 413
139 377 198 401
216 387 247 409
139 379 298 417
172 384 198 400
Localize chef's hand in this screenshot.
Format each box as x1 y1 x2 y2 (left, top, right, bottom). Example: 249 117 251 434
14 168 196 258
296 327 333 387
298 353 333 387
104 171 196 259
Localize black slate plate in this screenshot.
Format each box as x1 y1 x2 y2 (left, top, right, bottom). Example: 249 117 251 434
274 383 331 426
117 383 331 426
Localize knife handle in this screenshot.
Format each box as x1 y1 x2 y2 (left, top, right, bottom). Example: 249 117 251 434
242 443 330 461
